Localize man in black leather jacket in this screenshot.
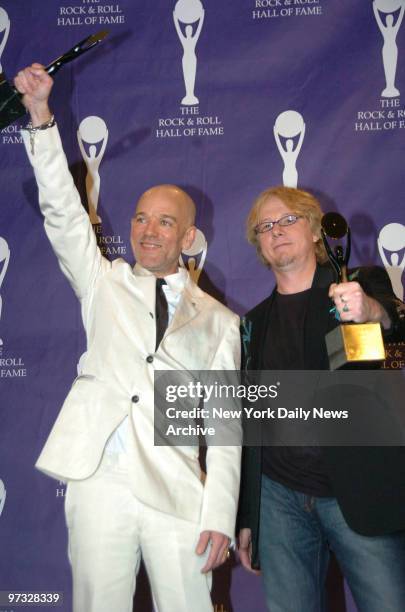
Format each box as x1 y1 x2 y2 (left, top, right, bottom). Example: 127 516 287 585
237 186 405 612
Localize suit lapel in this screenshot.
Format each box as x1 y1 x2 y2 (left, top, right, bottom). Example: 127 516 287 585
304 264 336 369
246 291 276 370
164 279 201 338
132 263 156 313
256 294 275 370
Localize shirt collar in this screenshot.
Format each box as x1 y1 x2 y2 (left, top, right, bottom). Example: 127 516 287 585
163 267 188 296
133 263 188 296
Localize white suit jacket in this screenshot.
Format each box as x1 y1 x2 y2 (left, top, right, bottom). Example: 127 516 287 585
22 126 241 538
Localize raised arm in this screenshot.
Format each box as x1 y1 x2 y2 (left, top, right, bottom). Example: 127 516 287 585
99 129 109 159
328 266 398 332
373 2 385 33
14 63 53 127
377 237 390 268
77 132 90 164
273 125 285 157
393 4 405 35
295 123 306 156
14 64 107 300
173 12 185 43
194 10 205 42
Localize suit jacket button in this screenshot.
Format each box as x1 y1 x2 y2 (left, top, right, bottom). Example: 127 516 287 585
146 355 154 363
131 395 139 403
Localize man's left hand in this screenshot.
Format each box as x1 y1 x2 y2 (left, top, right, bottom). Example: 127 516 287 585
329 281 391 329
196 530 230 573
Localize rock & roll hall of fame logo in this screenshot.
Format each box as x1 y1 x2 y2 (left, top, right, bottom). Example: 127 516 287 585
77 115 126 257
56 0 127 27
77 115 109 225
155 1 223 140
373 0 405 98
0 5 10 73
179 229 207 284
0 237 27 378
378 222 405 299
0 6 23 144
355 1 405 132
173 0 205 106
0 479 6 518
0 236 10 349
273 110 306 188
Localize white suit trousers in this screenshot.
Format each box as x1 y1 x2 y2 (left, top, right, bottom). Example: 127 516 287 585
65 453 213 612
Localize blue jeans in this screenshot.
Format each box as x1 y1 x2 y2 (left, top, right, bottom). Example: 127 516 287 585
259 475 405 612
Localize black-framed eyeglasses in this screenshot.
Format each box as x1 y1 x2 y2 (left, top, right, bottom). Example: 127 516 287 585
254 214 302 235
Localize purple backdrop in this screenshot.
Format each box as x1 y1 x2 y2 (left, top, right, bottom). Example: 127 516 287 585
1 1 404 610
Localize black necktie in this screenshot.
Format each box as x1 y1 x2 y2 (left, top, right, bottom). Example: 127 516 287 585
155 278 168 350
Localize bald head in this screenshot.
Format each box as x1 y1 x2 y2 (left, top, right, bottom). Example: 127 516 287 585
130 184 197 276
135 184 196 228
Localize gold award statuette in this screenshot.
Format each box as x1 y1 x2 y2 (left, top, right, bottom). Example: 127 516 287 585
321 212 386 370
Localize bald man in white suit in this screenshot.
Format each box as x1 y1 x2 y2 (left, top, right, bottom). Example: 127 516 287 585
15 64 241 612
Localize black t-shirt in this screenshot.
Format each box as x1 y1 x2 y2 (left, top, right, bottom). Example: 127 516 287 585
261 289 334 497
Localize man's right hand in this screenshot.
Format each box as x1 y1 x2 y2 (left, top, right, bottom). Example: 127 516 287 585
14 63 53 127
238 528 260 575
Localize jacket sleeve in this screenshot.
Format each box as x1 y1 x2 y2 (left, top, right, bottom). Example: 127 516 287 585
199 312 242 539
22 124 109 300
356 266 403 341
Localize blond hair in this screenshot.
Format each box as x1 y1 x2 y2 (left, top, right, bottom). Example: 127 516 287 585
246 186 328 266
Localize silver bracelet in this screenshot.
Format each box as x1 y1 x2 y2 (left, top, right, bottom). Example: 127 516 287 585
23 114 56 154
